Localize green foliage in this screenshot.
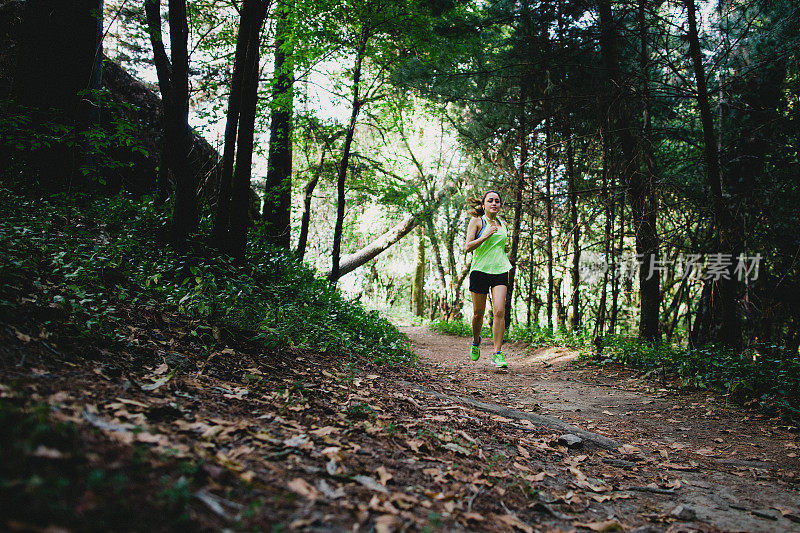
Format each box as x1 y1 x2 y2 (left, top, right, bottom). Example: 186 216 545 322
346 402 376 421
0 187 413 365
429 319 595 349
508 323 595 349
429 318 478 337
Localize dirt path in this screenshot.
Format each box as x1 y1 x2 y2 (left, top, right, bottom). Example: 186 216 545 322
402 325 800 531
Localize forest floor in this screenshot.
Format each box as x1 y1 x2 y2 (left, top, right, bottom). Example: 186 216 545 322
3 296 800 532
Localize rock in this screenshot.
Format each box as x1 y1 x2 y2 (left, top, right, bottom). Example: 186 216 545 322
630 527 664 533
670 504 697 521
558 434 584 448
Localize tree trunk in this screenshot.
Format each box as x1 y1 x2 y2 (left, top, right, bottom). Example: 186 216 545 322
262 0 294 247
637 0 661 343
412 227 426 317
565 127 580 330
684 0 742 352
296 151 324 260
212 0 255 248
596 132 611 338
326 183 453 280
228 0 269 259
610 186 624 334
145 0 197 250
545 117 554 331
554 277 565 331
597 0 660 341
506 87 527 330
331 34 367 283
527 193 536 328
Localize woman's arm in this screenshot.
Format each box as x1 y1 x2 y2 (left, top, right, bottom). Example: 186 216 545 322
465 216 497 253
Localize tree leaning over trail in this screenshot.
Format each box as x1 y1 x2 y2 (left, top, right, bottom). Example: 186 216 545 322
144 0 199 250
326 183 455 280
328 0 424 283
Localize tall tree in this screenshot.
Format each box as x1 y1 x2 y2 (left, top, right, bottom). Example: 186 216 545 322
683 0 742 351
596 0 661 342
144 0 198 249
211 0 270 258
262 0 295 247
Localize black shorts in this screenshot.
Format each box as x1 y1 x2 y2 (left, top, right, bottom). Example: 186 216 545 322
469 270 509 294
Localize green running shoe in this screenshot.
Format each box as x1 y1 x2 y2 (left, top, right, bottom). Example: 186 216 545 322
491 351 508 368
470 336 481 361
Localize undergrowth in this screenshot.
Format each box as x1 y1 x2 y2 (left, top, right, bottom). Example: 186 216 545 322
598 336 800 420
0 187 413 365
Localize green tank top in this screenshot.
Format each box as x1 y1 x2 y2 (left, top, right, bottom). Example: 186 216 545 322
471 216 512 274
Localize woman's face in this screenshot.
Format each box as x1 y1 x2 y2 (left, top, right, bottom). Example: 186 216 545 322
483 192 502 215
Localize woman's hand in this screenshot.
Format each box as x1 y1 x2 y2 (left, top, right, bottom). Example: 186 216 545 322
484 224 498 237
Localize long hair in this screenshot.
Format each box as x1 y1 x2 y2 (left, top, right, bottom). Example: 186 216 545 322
467 190 502 217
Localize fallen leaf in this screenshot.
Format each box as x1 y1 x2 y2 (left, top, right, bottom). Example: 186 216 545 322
377 466 392 486
443 442 470 456
12 327 31 342
695 448 716 456
463 512 485 522
496 514 534 533
283 434 310 448
405 439 425 453
311 426 339 436
618 444 641 455
523 472 546 482
512 461 531 472
353 475 389 493
374 514 399 533
317 479 344 499
30 445 65 459
574 520 624 532
141 367 178 391
287 478 320 500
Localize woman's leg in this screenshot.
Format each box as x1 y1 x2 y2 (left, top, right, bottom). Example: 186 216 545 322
471 291 487 345
490 284 507 354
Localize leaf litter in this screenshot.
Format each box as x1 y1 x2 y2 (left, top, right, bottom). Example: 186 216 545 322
2 298 800 531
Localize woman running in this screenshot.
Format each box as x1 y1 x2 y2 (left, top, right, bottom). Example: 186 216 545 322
465 190 512 368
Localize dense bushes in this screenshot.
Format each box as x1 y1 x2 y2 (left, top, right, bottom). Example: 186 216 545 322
0 188 412 365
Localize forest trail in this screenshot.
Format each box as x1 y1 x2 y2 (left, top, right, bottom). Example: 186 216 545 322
401 325 800 531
